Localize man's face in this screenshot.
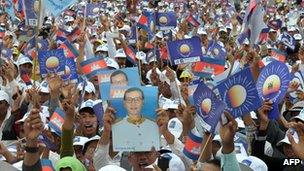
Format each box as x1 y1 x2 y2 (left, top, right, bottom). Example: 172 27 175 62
283 144 297 158
111 73 128 86
0 100 9 115
79 111 98 137
20 63 33 77
39 92 50 105
128 151 158 170
124 91 143 116
116 57 126 68
201 163 220 171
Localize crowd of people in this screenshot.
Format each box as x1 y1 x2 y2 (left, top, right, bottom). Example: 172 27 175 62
0 0 304 170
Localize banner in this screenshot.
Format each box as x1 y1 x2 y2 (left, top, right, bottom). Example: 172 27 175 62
256 61 291 119
193 82 225 133
59 40 79 58
44 0 78 16
156 12 177 30
168 36 202 65
61 58 78 83
80 57 108 79
48 107 65 136
183 130 203 160
214 67 262 118
38 49 66 77
23 0 38 26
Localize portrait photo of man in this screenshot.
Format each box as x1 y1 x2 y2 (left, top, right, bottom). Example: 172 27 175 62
112 87 160 152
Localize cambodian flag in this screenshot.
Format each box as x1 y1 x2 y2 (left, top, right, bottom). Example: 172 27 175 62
12 0 25 20
80 57 108 79
183 130 202 160
21 36 36 59
124 45 137 65
48 107 65 136
271 49 286 62
137 13 149 29
59 40 79 58
186 15 200 27
258 27 270 44
192 61 225 78
41 159 55 171
67 27 81 43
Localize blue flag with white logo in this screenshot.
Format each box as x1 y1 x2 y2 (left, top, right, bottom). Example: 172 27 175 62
168 36 202 65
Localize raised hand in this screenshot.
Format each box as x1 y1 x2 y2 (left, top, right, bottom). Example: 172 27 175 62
220 112 238 154
103 107 116 133
156 108 169 135
47 75 63 99
287 122 304 160
24 109 44 141
257 100 273 130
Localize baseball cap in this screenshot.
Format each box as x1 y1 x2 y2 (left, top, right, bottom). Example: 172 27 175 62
77 81 96 94
96 44 108 52
0 90 9 103
73 136 89 147
294 34 302 41
167 118 183 139
277 129 299 146
99 165 126 171
114 48 126 58
39 80 49 93
197 27 207 35
290 107 304 122
79 99 95 111
105 57 119 69
236 155 268 171
17 54 33 66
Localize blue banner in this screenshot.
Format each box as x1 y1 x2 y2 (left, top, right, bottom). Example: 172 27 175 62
61 58 78 83
44 0 78 16
38 49 66 77
193 82 225 133
215 67 262 118
156 12 177 30
168 36 202 65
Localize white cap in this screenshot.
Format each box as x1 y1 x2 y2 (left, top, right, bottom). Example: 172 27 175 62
291 108 304 122
219 27 227 32
243 38 250 45
105 57 119 69
294 33 302 41
39 80 49 93
96 44 108 52
73 136 89 146
287 26 296 32
156 31 164 39
99 165 126 171
197 27 207 35
167 118 183 139
277 129 299 146
83 135 100 146
17 54 33 66
114 48 126 58
167 153 186 171
64 15 75 22
0 90 9 103
77 81 96 94
236 155 268 171
79 99 95 111
119 25 131 32
136 51 146 61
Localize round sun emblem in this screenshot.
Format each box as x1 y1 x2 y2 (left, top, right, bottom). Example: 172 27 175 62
46 56 59 69
159 16 168 25
179 44 191 55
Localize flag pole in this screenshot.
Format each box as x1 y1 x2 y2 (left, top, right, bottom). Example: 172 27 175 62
136 27 143 85
33 0 42 109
